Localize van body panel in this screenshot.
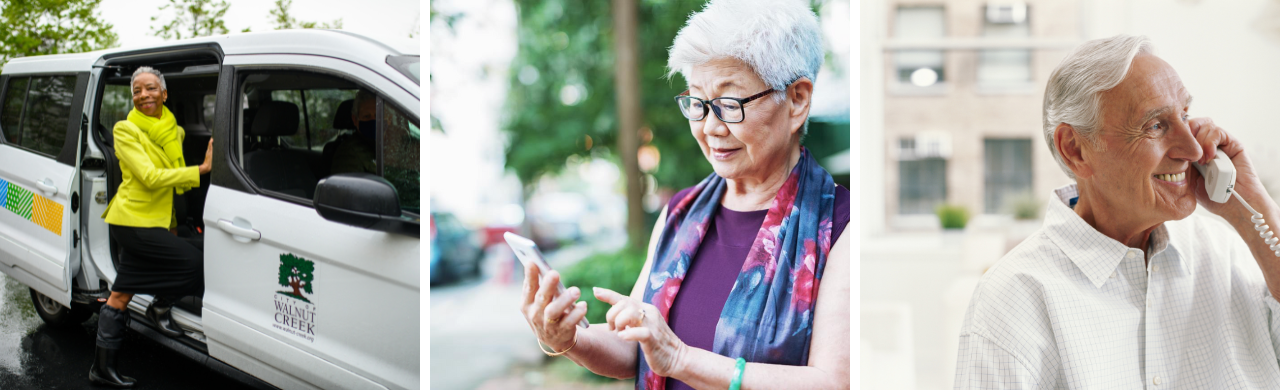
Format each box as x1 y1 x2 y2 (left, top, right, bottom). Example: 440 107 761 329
0 145 77 304
204 310 388 390
203 186 419 390
1 52 101 75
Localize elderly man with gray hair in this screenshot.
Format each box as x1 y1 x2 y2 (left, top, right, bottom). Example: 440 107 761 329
955 34 1280 388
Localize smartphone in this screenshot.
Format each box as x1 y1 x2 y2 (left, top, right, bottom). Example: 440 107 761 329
504 232 589 328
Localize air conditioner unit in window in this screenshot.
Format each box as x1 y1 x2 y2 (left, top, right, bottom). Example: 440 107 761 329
898 132 952 160
986 2 1027 24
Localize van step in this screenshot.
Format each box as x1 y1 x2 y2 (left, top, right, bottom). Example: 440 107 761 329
125 312 277 390
127 295 205 344
72 290 109 305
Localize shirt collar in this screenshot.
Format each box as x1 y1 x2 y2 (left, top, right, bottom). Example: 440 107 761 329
1042 184 1185 288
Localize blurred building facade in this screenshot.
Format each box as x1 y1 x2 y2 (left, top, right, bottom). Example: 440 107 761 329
878 0 1081 230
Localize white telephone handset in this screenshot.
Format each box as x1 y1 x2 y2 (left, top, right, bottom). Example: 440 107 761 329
1192 150 1236 203
1193 149 1280 256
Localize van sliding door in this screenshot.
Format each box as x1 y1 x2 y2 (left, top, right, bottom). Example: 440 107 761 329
0 72 90 306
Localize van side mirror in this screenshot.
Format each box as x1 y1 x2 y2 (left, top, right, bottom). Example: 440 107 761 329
313 173 419 237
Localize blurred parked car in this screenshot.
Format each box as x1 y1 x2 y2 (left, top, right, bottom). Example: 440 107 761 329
430 216 445 285
483 225 519 250
527 192 588 249
430 212 484 285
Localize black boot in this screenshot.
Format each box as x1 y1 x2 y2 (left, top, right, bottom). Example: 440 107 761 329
145 295 184 338
89 346 136 388
90 304 136 388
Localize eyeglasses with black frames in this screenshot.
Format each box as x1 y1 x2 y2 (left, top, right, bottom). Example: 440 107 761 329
674 88 775 123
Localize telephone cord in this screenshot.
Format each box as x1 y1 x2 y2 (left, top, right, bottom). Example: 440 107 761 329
1232 190 1280 257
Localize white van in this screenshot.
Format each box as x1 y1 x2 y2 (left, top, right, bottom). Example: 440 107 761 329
0 30 419 390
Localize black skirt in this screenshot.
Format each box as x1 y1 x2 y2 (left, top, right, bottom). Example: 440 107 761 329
109 224 204 298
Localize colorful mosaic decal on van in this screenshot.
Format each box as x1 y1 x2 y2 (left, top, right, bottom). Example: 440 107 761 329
0 179 62 236
6 182 33 220
31 195 62 234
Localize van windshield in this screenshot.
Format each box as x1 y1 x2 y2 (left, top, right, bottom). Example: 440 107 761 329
387 55 420 85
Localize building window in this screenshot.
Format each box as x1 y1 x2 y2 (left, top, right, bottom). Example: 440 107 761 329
899 136 948 214
978 3 1031 89
983 138 1033 213
894 6 945 89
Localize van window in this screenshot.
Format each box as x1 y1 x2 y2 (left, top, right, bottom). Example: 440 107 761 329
1 76 76 158
269 89 356 151
237 70 418 215
383 103 419 214
1 78 28 143
203 94 216 127
99 84 132 130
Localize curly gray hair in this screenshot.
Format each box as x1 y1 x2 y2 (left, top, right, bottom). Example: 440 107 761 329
130 66 167 94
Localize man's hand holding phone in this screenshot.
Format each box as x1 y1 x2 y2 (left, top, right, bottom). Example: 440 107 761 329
1187 118 1277 222
1188 117 1280 301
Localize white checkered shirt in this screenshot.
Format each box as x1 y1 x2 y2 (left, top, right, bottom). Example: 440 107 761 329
954 184 1280 389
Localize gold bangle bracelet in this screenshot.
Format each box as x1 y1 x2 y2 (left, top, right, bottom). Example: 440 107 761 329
538 333 578 357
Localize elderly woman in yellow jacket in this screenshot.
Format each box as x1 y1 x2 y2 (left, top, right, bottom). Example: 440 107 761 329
89 66 212 388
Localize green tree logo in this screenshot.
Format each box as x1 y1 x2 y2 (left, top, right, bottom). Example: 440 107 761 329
277 253 314 303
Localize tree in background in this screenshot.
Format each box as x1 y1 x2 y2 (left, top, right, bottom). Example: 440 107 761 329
151 0 231 40
612 0 645 248
269 0 342 30
0 0 119 62
503 0 710 248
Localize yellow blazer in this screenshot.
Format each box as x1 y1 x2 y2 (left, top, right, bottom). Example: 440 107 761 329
102 120 199 229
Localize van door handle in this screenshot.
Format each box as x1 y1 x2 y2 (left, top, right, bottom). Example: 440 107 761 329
35 178 57 195
217 218 261 241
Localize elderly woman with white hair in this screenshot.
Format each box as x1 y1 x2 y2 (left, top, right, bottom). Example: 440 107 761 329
518 1 850 389
90 66 213 388
955 34 1280 388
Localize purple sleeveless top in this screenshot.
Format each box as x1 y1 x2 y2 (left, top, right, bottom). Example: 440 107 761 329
662 184 849 390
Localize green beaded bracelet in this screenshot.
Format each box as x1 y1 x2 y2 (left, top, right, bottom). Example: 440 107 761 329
729 357 746 390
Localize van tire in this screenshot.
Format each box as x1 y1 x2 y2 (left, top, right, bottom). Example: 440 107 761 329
30 288 93 329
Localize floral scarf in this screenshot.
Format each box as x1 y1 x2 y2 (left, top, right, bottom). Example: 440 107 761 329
637 148 835 389
127 106 193 194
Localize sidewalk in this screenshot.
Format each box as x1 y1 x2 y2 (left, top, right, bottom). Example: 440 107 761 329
430 235 627 389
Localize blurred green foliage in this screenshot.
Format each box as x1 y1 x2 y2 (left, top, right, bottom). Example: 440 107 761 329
151 0 230 41
559 247 646 325
502 0 711 190
1007 191 1040 220
547 356 622 383
270 0 343 30
0 0 119 63
936 204 970 229
501 0 848 193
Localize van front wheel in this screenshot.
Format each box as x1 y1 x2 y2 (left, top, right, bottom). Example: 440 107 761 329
30 288 93 329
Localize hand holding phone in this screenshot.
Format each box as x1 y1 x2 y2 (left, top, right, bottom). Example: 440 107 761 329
1192 149 1236 204
1193 149 1280 256
506 232 590 328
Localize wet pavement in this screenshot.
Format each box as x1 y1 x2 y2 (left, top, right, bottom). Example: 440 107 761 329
0 274 251 389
